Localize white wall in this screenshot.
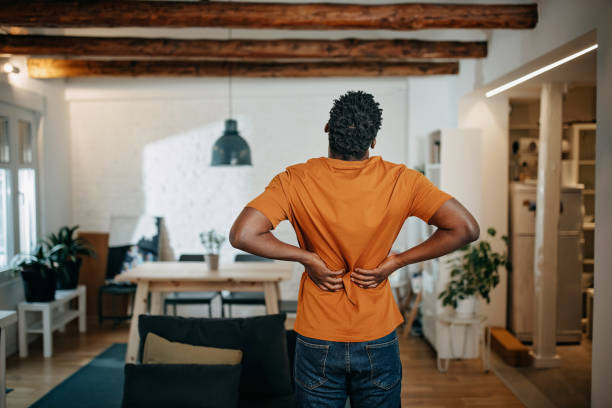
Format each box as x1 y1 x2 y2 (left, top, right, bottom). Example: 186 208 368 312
65 78 410 304
458 95 510 327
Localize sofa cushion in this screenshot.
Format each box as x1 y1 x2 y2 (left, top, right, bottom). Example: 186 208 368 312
143 332 243 365
238 393 297 408
138 314 293 400
122 363 241 408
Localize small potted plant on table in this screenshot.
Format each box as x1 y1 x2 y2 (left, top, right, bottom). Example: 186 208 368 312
45 225 96 289
11 244 56 302
199 229 226 271
438 228 511 317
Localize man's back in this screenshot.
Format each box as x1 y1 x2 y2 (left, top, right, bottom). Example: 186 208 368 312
246 155 451 341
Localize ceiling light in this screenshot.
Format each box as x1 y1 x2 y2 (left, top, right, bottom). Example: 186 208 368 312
2 62 20 74
485 44 598 98
211 19 252 167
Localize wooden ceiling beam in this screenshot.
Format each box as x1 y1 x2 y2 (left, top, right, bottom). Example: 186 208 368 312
0 35 487 60
0 2 538 30
26 58 459 78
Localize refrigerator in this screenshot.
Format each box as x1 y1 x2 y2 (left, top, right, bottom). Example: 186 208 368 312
508 182 583 343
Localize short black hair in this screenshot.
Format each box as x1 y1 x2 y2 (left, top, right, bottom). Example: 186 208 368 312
328 90 382 158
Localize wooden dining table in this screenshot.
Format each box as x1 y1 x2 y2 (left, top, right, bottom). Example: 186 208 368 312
114 260 294 363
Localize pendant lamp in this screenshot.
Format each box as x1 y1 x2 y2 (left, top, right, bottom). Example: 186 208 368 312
211 22 252 166
211 118 252 166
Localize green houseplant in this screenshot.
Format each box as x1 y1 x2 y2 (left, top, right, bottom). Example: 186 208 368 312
438 228 511 317
199 229 226 271
11 244 56 302
44 225 96 289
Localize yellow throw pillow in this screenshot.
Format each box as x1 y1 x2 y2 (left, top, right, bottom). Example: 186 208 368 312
142 332 243 365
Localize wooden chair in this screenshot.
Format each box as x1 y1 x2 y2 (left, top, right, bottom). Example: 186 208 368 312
163 254 220 317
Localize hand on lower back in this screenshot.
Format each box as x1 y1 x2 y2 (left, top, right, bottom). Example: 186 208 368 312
303 252 344 292
351 254 401 288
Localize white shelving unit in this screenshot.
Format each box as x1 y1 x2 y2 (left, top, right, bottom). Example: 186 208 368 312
18 285 86 358
565 123 597 328
421 129 482 360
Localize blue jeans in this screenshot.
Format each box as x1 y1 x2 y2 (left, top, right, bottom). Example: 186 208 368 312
293 329 402 408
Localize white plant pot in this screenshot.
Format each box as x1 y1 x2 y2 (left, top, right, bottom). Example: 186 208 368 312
455 295 477 318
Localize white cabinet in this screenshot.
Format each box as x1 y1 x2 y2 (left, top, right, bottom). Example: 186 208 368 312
508 182 583 343
421 129 482 359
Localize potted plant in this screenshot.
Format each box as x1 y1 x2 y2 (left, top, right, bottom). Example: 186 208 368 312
199 229 226 271
11 244 56 302
44 225 96 289
438 228 511 318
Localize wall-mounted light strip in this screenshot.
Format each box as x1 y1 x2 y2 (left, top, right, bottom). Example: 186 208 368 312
485 44 598 98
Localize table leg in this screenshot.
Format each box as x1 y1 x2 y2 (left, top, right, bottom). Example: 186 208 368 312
78 287 87 333
264 282 280 314
150 292 164 316
1 327 6 408
126 281 149 364
18 307 27 358
127 293 134 316
42 308 52 358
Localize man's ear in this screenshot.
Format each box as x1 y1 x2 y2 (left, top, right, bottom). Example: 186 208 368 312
324 122 329 133
371 138 376 149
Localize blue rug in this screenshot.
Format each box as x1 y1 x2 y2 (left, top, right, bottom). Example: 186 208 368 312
29 343 126 408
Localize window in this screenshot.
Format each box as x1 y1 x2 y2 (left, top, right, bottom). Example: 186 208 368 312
0 103 40 269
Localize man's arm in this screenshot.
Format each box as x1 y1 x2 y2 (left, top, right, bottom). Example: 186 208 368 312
229 207 344 291
351 198 479 288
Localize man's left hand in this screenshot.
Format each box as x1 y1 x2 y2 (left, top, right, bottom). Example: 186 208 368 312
351 254 401 288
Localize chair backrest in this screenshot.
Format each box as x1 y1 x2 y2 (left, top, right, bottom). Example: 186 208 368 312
178 254 205 262
234 254 273 262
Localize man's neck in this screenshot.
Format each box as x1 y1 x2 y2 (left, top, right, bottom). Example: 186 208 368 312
328 151 370 161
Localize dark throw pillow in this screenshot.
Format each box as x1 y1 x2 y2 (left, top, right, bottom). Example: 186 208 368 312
122 363 241 408
137 314 293 401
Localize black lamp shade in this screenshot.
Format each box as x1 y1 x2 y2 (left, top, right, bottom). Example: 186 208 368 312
211 119 252 166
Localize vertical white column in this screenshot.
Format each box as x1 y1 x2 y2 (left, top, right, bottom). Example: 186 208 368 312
531 82 563 368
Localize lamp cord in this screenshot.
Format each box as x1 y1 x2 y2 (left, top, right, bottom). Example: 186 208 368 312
228 3 233 120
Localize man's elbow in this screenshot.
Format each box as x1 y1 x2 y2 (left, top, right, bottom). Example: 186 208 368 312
229 226 246 249
463 219 480 243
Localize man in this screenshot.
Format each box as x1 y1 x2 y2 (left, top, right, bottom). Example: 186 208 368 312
229 90 479 407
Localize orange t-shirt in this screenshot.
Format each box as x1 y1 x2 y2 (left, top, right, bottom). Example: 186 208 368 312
246 155 452 342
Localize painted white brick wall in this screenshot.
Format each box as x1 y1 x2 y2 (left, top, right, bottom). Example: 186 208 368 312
67 78 410 315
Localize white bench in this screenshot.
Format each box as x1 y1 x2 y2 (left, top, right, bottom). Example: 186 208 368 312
0 311 17 408
18 285 86 358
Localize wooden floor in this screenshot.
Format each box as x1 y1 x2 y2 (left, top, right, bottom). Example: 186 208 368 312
512 336 591 407
6 317 523 408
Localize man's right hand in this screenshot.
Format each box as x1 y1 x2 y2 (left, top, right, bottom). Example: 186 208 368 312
303 252 344 292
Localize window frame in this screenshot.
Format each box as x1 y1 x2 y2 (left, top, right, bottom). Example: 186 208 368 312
0 101 41 271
